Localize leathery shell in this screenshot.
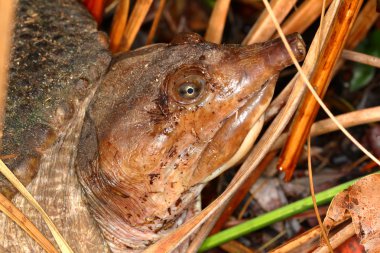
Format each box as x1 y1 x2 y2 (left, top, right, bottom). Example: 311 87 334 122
0 0 111 252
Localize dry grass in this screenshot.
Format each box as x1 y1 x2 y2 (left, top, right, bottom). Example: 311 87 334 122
204 0 231 44
118 0 153 52
109 0 130 53
242 0 297 45
146 0 166 45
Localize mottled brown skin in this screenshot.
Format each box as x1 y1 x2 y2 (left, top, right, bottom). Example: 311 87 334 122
1 0 110 199
77 33 306 252
0 0 110 252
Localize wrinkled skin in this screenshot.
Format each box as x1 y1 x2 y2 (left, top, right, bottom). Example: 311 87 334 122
77 33 306 252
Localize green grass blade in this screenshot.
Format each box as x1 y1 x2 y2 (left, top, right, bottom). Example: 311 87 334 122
199 177 361 252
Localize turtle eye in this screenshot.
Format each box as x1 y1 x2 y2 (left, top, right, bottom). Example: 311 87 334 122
177 77 204 100
167 66 208 105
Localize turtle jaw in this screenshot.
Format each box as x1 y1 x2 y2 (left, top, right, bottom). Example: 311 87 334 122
187 74 277 187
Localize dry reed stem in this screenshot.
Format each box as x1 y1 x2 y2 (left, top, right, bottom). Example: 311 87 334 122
271 223 356 253
259 230 287 252
220 240 256 253
0 0 15 148
278 0 363 181
0 193 58 252
110 0 130 53
0 160 73 253
279 0 332 36
146 0 166 45
307 136 333 252
242 0 296 45
272 106 380 151
119 0 153 52
313 223 356 253
204 0 231 44
145 2 342 252
333 0 379 72
269 0 378 122
342 49 380 68
345 0 379 50
105 0 119 14
186 210 220 253
270 226 321 253
267 0 380 174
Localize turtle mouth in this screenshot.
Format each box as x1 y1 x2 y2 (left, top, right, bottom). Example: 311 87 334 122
234 76 274 117
195 75 277 184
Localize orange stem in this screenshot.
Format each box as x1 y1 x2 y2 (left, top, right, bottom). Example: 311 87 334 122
279 0 332 36
242 0 297 45
119 0 153 52
204 0 231 44
278 0 363 181
146 0 166 45
110 0 130 53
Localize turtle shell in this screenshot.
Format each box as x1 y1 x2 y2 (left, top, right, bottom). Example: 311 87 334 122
0 0 111 251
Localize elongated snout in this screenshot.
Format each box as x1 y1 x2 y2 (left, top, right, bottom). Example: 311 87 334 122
264 33 306 70
238 33 306 72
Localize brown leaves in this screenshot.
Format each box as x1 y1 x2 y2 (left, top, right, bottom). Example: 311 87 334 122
322 174 380 252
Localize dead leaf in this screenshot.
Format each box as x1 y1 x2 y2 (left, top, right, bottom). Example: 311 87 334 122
322 174 380 252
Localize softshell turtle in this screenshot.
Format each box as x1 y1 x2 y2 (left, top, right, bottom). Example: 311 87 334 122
0 0 306 252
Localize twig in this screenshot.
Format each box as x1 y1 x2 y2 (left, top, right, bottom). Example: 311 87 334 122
0 0 15 148
242 0 297 45
119 0 153 52
270 222 356 253
313 223 356 253
0 193 58 253
258 230 286 252
270 226 321 253
279 0 332 36
333 0 379 71
345 0 379 50
267 0 380 175
220 240 257 253
342 49 380 68
272 106 380 150
110 0 130 53
204 0 231 44
318 0 327 54
278 0 364 181
269 0 378 121
105 0 119 15
307 136 333 252
146 0 166 45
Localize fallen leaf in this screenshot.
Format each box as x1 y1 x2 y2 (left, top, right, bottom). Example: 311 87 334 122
323 174 380 252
